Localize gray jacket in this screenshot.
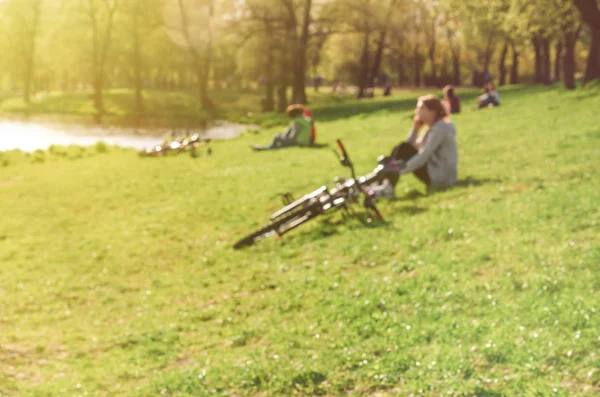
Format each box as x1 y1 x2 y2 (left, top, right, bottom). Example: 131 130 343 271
403 119 458 189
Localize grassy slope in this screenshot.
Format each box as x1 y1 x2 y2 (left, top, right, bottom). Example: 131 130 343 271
0 86 599 397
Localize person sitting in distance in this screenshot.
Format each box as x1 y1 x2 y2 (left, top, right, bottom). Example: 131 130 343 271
477 81 500 109
251 104 313 151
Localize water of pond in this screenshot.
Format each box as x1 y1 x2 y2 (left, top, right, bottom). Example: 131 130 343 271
0 120 253 152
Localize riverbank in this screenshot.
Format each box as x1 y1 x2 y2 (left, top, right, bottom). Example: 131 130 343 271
0 119 257 155
0 87 358 130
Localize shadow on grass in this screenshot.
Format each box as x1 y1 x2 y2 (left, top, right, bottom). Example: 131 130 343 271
313 96 418 123
575 92 599 101
396 205 427 215
392 189 426 201
250 142 331 152
303 143 331 149
310 84 546 124
389 177 500 202
280 201 428 246
454 176 503 188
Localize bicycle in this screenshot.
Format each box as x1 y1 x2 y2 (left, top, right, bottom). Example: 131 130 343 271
139 133 211 157
233 140 392 249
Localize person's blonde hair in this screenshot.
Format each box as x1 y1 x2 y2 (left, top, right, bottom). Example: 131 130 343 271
418 94 448 122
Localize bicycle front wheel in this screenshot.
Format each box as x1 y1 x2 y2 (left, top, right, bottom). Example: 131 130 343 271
233 223 278 249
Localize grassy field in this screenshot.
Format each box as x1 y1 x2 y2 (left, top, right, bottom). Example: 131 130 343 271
1 85 599 396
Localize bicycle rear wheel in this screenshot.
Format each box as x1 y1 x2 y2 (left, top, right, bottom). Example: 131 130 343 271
234 204 321 249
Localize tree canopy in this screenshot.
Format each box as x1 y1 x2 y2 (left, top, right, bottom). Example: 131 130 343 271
0 0 595 112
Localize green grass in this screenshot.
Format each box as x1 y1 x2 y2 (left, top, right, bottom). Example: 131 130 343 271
1 85 599 396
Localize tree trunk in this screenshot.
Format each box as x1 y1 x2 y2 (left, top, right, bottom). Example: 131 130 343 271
277 84 287 112
198 65 213 110
498 39 509 86
88 0 117 117
483 35 495 74
23 0 42 103
542 38 552 85
261 21 276 111
370 30 387 87
177 0 214 110
357 31 370 98
533 36 542 83
563 40 576 89
264 48 275 111
93 74 104 115
439 53 448 86
413 47 421 87
24 58 33 103
277 51 289 112
370 0 397 87
510 41 519 84
573 0 600 83
554 40 563 82
132 6 143 116
452 57 460 86
200 24 214 110
428 17 437 85
446 27 461 86
291 52 307 104
397 54 406 86
584 27 600 83
291 0 311 104
563 29 580 90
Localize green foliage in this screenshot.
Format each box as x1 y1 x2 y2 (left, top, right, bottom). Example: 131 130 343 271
1 86 599 396
0 0 590 108
582 78 600 90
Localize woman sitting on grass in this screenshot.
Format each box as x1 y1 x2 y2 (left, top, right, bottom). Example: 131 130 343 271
442 85 461 114
477 81 500 109
369 95 458 199
251 104 313 151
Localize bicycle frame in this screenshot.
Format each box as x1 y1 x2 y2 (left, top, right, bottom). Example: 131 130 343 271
233 139 385 249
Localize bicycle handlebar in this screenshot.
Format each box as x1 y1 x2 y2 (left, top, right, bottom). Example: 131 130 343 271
337 139 384 223
336 139 348 159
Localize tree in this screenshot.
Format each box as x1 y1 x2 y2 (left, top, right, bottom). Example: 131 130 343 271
276 0 314 104
573 0 600 83
443 11 462 86
0 0 43 102
369 0 399 87
498 38 509 85
327 0 374 96
556 0 582 89
460 2 504 74
164 0 227 110
421 0 442 86
236 0 292 111
120 0 162 116
83 0 119 115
